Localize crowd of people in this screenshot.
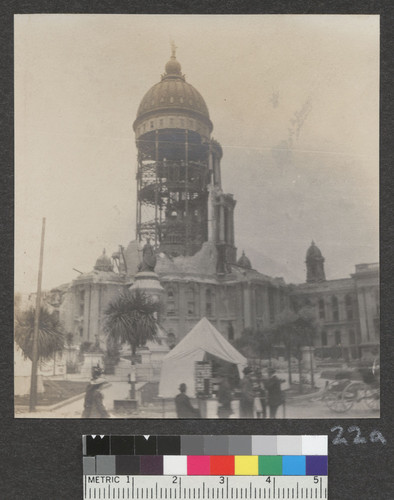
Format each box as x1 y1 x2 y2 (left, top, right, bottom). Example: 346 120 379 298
82 362 285 419
175 366 285 419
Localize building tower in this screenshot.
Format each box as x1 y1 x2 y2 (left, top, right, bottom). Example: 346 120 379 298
133 46 236 268
306 241 326 283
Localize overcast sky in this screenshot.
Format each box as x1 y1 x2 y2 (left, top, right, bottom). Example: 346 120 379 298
15 14 379 293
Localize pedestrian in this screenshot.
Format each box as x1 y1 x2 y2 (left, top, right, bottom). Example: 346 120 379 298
264 368 285 419
175 383 200 418
239 366 255 418
255 370 267 418
217 374 233 418
82 376 110 418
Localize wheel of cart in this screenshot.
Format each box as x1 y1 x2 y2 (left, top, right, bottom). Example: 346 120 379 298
341 380 380 412
341 380 365 410
362 384 380 410
323 379 354 413
360 360 380 411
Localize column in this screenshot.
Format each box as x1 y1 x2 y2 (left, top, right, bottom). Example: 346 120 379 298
219 203 225 242
243 284 252 329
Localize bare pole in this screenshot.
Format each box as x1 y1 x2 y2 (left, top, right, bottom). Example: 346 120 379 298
154 130 159 250
29 217 46 412
185 129 189 255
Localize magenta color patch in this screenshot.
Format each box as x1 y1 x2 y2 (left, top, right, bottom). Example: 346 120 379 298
187 455 211 475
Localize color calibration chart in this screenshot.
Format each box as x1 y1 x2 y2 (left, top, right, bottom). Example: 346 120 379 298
83 435 328 499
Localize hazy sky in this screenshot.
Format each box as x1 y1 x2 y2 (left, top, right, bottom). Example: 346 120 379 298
15 14 379 293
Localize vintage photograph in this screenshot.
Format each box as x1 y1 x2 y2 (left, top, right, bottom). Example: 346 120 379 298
14 14 379 419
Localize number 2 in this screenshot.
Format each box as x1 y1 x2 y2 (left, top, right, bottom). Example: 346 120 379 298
331 426 348 445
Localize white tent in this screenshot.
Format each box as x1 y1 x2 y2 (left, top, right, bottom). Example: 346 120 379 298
158 317 247 398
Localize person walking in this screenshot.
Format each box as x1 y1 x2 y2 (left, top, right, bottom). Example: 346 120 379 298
82 376 110 418
175 383 200 418
264 368 285 419
255 370 267 418
239 367 255 418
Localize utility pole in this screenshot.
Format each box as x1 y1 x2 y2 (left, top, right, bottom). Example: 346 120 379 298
29 217 46 412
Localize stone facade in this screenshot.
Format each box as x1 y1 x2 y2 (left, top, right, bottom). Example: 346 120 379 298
41 52 379 362
294 260 379 360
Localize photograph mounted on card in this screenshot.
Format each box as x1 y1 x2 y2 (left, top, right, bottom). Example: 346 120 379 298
14 14 379 419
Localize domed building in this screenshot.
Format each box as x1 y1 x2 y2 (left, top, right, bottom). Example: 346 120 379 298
54 49 378 366
133 48 235 267
305 241 326 283
94 249 113 272
237 251 252 270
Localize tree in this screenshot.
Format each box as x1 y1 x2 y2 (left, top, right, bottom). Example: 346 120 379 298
295 306 318 389
233 327 276 369
104 289 159 362
15 306 64 361
275 308 298 385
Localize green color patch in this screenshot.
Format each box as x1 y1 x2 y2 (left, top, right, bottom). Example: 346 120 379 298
258 455 282 476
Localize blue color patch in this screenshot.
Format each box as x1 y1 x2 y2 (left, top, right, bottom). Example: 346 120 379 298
282 456 306 475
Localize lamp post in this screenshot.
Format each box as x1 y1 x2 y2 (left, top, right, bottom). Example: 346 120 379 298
128 363 136 399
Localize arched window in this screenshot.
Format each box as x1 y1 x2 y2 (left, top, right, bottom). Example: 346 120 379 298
79 289 85 317
187 287 195 316
228 322 234 341
335 330 341 345
206 288 214 317
345 294 353 320
331 296 339 322
349 329 356 345
318 299 325 320
167 288 176 316
321 331 327 346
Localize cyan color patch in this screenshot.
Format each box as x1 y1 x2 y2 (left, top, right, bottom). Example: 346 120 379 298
282 456 306 475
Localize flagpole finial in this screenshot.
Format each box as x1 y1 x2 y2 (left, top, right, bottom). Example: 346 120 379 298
170 40 177 58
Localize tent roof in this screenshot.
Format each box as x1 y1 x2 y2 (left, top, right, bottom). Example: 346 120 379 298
158 317 247 398
164 317 246 365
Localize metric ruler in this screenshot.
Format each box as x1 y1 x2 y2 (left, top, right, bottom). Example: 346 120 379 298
83 435 328 500
84 475 327 499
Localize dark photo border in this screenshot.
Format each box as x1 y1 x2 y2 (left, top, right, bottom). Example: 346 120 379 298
1 2 393 499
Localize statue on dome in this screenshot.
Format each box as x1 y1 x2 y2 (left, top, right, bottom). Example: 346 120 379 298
138 238 157 272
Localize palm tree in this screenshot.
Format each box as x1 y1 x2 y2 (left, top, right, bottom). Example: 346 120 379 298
15 306 64 361
104 289 159 362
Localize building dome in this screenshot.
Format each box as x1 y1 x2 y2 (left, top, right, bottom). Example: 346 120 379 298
133 52 212 132
164 56 182 76
237 251 252 269
305 241 326 283
306 241 323 260
94 249 113 272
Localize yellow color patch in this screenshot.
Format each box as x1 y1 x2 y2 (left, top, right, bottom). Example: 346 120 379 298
234 455 259 475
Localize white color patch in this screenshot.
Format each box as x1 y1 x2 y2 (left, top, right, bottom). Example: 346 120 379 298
163 455 188 475
302 435 328 455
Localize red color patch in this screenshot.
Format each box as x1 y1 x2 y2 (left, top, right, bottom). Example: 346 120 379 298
210 455 235 475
